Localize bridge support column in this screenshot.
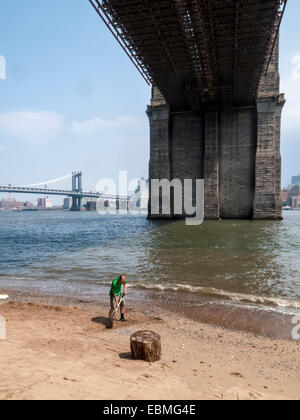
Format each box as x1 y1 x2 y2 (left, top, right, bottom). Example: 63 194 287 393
70 196 82 211
253 38 285 220
218 107 257 219
204 110 220 219
253 95 285 220
147 103 204 219
147 103 172 219
148 103 257 220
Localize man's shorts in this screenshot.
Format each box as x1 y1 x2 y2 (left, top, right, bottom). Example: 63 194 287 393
110 295 125 310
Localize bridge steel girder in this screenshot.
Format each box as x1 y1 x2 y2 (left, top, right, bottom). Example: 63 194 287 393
90 0 287 110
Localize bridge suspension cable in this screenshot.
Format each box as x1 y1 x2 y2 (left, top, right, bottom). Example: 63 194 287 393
26 174 72 188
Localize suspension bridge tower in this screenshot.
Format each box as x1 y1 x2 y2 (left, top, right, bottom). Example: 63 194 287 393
70 171 83 211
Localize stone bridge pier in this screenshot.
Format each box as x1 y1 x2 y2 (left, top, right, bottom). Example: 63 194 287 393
148 43 285 221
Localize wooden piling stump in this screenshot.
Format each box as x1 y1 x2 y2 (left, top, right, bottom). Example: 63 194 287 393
130 330 161 362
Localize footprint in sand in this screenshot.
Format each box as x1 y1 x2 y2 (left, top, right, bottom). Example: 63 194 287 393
230 372 244 379
63 377 77 383
141 374 153 379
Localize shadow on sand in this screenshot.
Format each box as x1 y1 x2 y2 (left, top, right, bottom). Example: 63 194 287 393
119 352 133 360
91 316 109 327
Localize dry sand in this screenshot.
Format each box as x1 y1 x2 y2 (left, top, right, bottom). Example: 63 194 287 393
0 294 299 400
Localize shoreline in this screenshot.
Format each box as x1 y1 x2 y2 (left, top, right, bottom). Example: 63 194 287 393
0 290 299 400
0 287 299 341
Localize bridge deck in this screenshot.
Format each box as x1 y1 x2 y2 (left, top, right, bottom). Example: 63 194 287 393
0 187 129 200
91 0 286 110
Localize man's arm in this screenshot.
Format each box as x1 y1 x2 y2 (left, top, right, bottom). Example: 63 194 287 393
124 283 127 296
113 293 119 307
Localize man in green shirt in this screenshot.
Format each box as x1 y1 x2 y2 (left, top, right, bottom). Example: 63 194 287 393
109 274 127 322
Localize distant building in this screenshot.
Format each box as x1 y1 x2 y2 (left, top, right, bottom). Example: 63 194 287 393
24 201 34 209
63 197 72 210
134 178 149 210
85 199 112 211
292 196 300 209
37 197 52 208
37 198 46 208
85 201 97 211
281 189 289 202
290 184 300 197
291 176 300 186
0 196 24 210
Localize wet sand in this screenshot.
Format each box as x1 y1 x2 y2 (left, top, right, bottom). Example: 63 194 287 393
1 287 298 340
0 290 299 400
162 301 299 341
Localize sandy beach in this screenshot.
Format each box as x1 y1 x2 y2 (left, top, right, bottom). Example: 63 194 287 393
0 292 299 400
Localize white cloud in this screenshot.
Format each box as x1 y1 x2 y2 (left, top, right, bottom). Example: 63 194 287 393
71 115 141 136
0 111 144 148
0 145 6 152
291 55 300 80
0 111 64 144
281 54 300 132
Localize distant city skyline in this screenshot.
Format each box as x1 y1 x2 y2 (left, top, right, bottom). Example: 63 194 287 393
0 0 300 204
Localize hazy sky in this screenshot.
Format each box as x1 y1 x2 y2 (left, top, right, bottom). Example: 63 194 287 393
0 0 299 205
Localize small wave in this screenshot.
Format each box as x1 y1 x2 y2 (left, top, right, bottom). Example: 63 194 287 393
95 281 115 286
0 275 29 282
128 282 300 310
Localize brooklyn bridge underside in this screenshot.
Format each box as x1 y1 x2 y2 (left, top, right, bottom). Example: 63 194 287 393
90 0 287 219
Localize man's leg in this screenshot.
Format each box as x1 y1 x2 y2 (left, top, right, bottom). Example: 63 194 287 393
109 296 115 320
120 299 126 321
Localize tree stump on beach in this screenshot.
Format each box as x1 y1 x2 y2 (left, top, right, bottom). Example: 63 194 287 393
130 331 161 362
